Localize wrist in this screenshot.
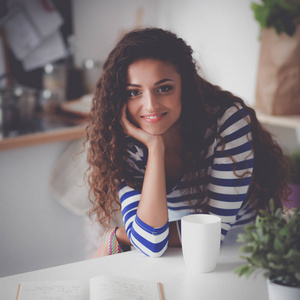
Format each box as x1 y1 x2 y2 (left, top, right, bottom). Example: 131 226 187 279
147 136 165 154
115 227 131 246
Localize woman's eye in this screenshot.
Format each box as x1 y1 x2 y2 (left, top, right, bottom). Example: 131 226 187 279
157 85 173 93
127 90 140 97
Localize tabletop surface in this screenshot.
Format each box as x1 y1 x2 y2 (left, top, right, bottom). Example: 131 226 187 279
0 237 268 300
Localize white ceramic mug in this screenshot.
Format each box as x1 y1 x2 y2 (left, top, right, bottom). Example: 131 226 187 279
181 214 221 273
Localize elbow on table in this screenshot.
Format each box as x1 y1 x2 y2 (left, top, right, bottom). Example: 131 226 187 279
132 240 169 258
148 248 167 258
143 241 169 258
130 220 170 257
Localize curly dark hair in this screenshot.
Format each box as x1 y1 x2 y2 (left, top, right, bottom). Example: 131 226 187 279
85 27 289 226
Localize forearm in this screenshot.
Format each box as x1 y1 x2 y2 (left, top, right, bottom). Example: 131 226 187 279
137 139 168 228
119 182 169 257
119 139 170 257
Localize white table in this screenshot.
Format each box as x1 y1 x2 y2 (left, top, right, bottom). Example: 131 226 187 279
0 238 268 300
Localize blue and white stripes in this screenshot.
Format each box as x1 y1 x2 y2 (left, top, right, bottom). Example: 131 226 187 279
119 104 256 257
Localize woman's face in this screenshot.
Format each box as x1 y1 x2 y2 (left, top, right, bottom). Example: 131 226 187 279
126 59 182 136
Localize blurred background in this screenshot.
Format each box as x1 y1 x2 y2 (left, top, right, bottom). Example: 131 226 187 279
0 0 299 278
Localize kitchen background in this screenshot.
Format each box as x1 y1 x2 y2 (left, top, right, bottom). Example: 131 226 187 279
0 0 299 277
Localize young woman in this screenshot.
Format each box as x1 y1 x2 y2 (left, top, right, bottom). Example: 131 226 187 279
86 28 289 258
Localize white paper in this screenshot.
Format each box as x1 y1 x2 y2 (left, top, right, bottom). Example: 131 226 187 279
2 6 41 60
7 0 63 38
90 275 162 300
23 31 67 71
18 276 162 300
1 0 65 69
18 280 89 300
20 0 63 39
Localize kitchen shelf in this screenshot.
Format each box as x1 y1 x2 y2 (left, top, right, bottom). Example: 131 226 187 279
255 110 300 129
0 112 87 151
0 125 86 151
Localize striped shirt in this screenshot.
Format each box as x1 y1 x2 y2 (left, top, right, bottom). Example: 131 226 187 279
119 104 256 257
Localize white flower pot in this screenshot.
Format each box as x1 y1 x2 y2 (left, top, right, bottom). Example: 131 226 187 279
267 280 300 300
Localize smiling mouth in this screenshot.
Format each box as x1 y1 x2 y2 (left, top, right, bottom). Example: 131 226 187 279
142 112 167 119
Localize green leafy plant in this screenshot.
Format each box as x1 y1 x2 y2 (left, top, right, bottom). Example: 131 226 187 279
235 201 300 287
251 0 300 36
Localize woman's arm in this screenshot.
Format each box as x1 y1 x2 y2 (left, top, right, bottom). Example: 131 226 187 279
116 222 180 247
91 221 180 258
137 139 168 227
120 105 170 256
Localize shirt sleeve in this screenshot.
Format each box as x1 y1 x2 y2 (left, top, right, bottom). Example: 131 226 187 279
206 105 254 240
118 182 169 257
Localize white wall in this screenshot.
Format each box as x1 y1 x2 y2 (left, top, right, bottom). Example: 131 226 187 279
0 142 87 277
159 0 260 105
72 0 161 68
73 0 260 106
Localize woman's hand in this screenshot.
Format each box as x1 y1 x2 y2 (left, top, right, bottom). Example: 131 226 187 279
121 104 164 151
92 239 109 258
92 227 131 258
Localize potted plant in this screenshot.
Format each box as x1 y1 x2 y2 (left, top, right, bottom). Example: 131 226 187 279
251 0 300 36
285 150 300 208
234 201 300 300
251 0 300 115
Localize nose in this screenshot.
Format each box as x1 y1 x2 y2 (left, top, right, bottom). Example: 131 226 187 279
145 91 159 111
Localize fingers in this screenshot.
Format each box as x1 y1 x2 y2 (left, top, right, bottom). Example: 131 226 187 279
121 104 143 139
121 104 126 124
121 104 130 134
121 104 165 150
121 104 137 136
121 103 159 147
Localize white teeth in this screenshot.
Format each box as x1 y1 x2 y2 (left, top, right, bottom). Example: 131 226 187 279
144 114 163 119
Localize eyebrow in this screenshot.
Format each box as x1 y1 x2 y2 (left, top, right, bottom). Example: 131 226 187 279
126 78 174 87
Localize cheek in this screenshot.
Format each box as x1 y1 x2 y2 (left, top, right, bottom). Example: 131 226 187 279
174 93 182 119
126 102 135 116
126 102 140 123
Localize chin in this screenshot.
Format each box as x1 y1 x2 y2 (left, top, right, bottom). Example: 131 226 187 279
143 127 169 136
144 130 165 136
